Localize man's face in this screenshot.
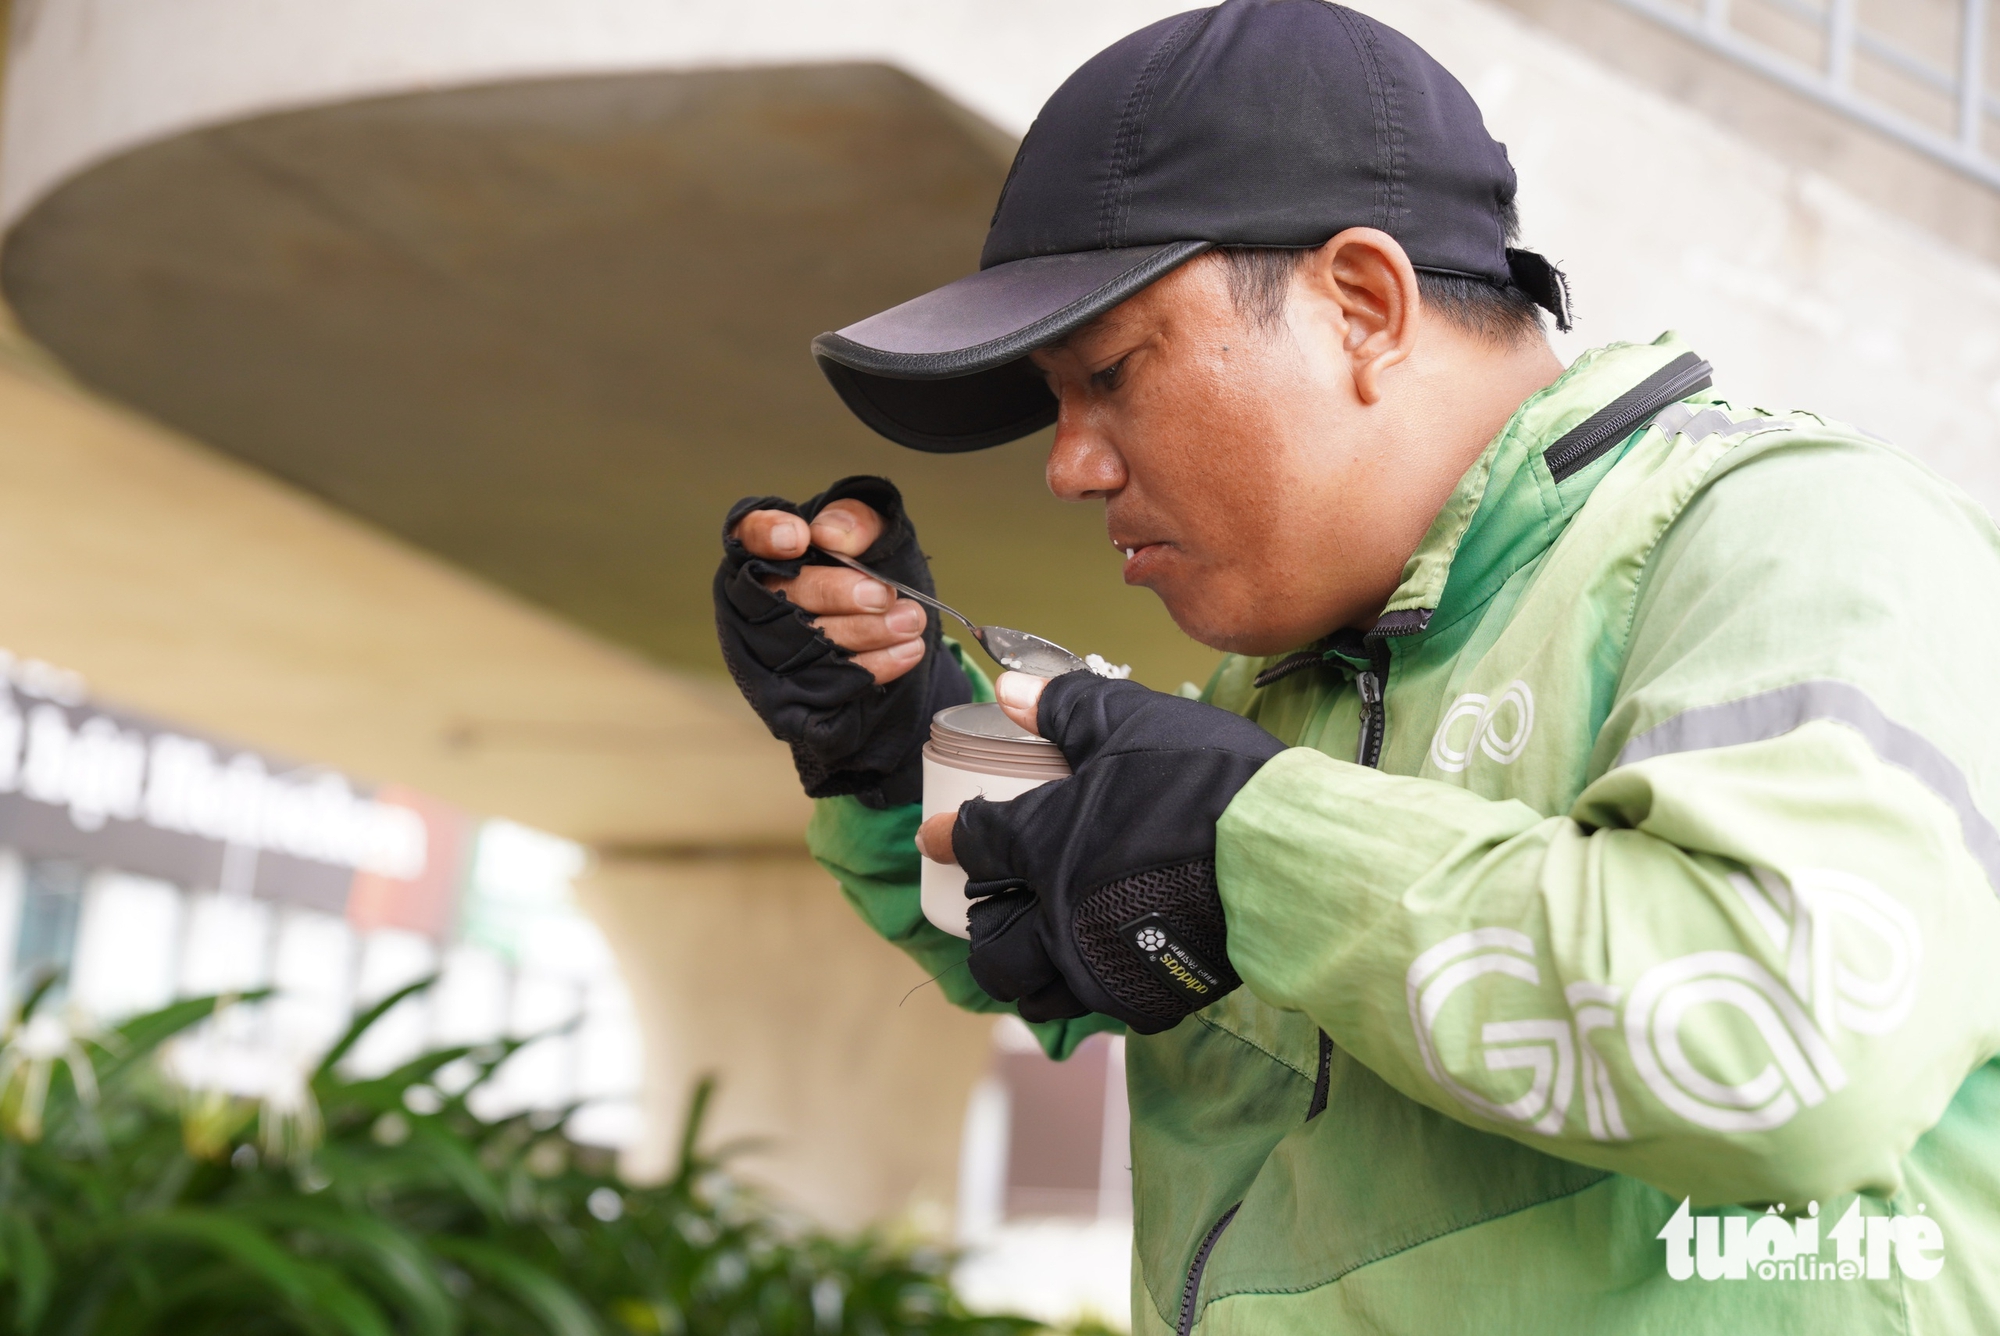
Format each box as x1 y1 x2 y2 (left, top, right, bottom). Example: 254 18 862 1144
1029 251 1422 656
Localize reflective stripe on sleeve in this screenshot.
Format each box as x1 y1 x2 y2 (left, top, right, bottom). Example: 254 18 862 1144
1614 679 2000 895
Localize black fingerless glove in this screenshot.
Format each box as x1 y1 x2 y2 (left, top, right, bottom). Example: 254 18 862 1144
954 672 1287 1033
714 476 971 808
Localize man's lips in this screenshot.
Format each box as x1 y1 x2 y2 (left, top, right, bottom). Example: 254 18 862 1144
1114 539 1172 581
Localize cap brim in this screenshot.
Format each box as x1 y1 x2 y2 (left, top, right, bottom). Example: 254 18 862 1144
812 240 1211 452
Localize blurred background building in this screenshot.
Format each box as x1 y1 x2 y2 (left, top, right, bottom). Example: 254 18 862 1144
0 0 1995 1325
0 645 645 1143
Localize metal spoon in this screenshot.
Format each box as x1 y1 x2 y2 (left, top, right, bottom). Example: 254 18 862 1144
813 547 1089 679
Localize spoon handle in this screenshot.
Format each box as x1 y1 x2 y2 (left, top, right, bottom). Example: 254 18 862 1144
812 547 980 635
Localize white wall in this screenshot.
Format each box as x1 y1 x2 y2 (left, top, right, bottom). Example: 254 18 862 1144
1357 0 2000 514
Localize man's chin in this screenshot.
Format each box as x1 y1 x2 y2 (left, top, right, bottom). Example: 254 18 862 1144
1156 590 1305 657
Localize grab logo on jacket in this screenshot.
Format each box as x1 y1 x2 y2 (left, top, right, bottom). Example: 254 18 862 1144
1429 681 1535 772
1405 866 1921 1137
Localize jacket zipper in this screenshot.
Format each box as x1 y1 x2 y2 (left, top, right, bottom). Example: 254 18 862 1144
1176 1203 1241 1336
1185 635 1389 1332
1354 667 1384 768
1541 351 1713 481
1308 642 1394 1124
1306 1030 1334 1120
1352 637 1391 768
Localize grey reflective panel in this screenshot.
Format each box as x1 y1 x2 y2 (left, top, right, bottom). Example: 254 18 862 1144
1651 404 1797 447
1614 679 2000 895
1650 402 1700 440
1668 407 1738 443
1719 415 1796 441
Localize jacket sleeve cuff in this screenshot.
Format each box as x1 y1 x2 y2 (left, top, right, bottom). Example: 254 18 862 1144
947 637 996 704
807 795 1125 1058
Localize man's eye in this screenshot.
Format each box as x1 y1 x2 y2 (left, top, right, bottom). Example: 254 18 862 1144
1090 358 1127 391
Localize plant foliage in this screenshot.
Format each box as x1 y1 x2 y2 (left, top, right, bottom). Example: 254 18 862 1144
0 979 1048 1336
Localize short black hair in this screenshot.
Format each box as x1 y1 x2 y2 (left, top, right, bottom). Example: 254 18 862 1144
1216 203 1551 344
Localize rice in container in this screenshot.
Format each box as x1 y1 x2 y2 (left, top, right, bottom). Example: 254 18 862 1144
920 703 1071 937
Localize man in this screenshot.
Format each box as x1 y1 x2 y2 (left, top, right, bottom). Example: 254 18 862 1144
714 2 2000 1330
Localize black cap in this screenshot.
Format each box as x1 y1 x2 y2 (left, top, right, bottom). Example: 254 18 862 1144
811 0 1568 452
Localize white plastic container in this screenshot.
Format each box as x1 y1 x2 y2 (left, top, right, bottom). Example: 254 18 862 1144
919 702 1071 938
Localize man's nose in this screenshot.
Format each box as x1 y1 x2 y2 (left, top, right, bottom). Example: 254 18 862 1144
1044 395 1126 502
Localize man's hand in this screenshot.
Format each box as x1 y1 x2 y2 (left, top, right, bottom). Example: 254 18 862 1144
731 499 928 684
921 670 1288 1032
715 476 970 808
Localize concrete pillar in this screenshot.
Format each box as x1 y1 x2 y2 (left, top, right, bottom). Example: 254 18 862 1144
578 852 993 1230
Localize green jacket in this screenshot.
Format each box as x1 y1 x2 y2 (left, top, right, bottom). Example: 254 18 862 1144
810 334 2000 1333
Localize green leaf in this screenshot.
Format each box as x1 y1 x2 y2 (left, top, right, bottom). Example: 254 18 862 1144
13 969 60 1025
0 998 1050 1336
338 1043 482 1106
235 1200 459 1336
433 1237 601 1336
674 1076 718 1184
405 1121 509 1219
0 1211 53 1330
449 1018 584 1101
91 991 273 1090
314 976 439 1083
117 1209 394 1336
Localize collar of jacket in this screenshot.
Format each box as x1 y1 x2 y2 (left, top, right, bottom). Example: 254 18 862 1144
1273 331 1707 681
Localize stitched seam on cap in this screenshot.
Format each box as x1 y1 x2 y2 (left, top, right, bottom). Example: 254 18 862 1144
1377 25 1405 228
1099 26 1180 248
1331 6 1391 232
1102 9 1212 249
1360 14 1397 231
988 123 1034 235
1124 10 1217 246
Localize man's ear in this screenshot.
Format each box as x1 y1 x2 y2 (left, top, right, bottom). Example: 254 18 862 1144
1296 228 1420 405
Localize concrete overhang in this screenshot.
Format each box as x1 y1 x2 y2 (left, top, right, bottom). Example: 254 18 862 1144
0 1 1216 700
0 0 1187 228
